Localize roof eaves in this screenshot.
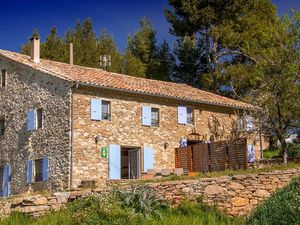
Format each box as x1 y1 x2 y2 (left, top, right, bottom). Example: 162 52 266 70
77 81 255 111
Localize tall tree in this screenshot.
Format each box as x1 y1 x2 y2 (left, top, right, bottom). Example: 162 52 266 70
249 11 300 164
149 40 174 81
165 0 278 95
122 49 146 77
173 36 206 86
98 29 123 73
41 27 65 62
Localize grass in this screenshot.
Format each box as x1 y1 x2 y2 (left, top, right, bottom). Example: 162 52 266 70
263 149 281 159
0 201 244 225
121 163 300 186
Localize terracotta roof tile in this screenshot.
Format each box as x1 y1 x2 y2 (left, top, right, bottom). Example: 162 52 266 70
0 49 254 110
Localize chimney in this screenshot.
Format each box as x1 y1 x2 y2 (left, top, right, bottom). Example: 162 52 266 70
70 43 74 65
30 36 40 63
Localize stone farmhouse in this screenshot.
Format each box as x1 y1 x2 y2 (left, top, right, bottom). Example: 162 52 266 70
0 37 268 197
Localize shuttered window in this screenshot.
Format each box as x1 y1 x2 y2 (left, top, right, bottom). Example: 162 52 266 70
27 157 49 183
246 116 254 132
91 98 111 121
142 106 151 126
27 109 43 131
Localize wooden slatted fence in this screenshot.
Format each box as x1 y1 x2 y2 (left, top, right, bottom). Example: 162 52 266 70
175 138 247 173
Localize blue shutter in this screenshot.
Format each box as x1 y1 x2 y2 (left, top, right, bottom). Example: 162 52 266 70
246 116 254 131
143 146 154 172
91 99 102 121
3 164 11 198
142 106 151 126
248 144 255 163
178 106 187 124
109 144 121 179
27 110 35 131
27 160 34 183
43 157 49 181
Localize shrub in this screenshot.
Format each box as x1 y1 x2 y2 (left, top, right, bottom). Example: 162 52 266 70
114 185 165 218
287 143 300 158
246 176 300 225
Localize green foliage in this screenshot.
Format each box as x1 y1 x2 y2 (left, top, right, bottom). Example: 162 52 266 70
114 185 164 218
246 176 300 225
287 143 300 158
122 49 146 77
263 148 280 159
165 0 278 93
126 17 174 80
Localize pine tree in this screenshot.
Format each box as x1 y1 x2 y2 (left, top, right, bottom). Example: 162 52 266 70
98 29 122 73
165 0 278 94
122 49 146 77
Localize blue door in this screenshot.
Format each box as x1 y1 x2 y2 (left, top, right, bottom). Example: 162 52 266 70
248 144 255 163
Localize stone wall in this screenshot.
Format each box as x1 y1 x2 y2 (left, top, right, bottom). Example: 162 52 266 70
0 57 73 194
72 86 265 188
0 168 298 218
141 168 300 216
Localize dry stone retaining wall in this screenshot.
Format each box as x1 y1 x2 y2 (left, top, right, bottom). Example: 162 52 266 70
0 168 299 218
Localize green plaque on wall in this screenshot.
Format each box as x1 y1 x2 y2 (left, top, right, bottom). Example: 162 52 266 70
101 147 108 158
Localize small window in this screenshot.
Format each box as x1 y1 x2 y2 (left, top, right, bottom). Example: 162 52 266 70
1 69 6 88
36 109 43 129
34 159 44 182
102 101 111 120
187 107 193 125
0 118 4 136
151 108 159 127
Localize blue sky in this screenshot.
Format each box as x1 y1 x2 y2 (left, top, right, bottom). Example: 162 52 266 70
0 0 299 53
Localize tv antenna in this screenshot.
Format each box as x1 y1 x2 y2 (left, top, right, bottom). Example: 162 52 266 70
100 55 111 71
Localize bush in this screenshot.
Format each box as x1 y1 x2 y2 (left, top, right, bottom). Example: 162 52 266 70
287 143 300 158
246 176 300 225
114 185 165 218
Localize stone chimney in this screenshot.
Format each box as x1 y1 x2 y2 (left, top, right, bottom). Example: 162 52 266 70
30 36 40 63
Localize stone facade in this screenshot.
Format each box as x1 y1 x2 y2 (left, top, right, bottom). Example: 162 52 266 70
72 87 265 188
0 168 298 218
0 56 73 194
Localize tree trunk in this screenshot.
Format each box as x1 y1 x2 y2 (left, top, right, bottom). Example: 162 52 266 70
279 138 288 164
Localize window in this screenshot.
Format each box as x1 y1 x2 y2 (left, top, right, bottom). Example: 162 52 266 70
142 106 159 127
34 159 44 182
178 106 194 125
0 118 4 136
37 109 43 128
151 108 159 127
187 107 193 125
91 99 111 121
101 100 111 121
27 157 49 183
1 69 6 88
27 108 43 131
